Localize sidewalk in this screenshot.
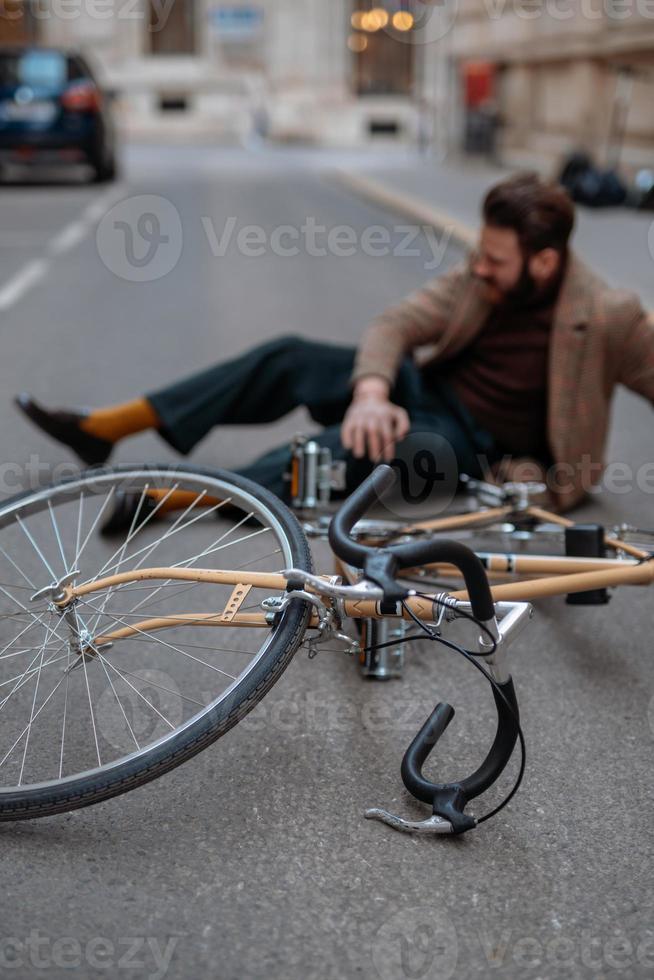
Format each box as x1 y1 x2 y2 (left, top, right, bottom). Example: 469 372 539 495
335 155 654 306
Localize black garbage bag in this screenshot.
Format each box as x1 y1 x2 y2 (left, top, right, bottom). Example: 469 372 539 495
558 151 627 207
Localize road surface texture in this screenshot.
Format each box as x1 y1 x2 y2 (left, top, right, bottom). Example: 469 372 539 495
0 145 652 980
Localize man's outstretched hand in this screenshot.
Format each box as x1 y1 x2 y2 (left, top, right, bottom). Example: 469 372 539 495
341 377 410 463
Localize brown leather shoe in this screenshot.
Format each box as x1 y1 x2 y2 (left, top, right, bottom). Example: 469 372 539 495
14 393 113 466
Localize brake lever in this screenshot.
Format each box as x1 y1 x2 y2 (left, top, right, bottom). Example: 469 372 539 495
364 808 456 835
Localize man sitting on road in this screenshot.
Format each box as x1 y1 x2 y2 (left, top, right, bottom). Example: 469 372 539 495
15 172 654 523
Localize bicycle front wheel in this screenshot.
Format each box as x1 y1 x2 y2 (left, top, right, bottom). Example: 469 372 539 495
0 464 313 820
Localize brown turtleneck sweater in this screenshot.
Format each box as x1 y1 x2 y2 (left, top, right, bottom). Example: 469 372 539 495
437 290 556 459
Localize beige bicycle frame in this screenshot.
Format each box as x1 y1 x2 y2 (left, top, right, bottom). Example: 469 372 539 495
60 541 654 649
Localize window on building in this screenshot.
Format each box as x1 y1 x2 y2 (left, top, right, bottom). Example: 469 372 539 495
349 3 414 97
209 6 265 71
148 0 196 55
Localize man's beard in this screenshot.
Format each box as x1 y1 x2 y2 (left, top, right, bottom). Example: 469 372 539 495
499 260 540 308
479 257 563 310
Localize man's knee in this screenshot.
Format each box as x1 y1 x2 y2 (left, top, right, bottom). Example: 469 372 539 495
265 335 310 368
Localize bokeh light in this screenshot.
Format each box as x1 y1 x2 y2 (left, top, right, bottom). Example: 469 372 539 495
392 11 414 31
347 33 369 52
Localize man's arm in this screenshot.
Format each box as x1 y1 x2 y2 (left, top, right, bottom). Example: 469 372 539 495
350 263 466 387
342 264 466 462
341 376 410 462
612 297 654 400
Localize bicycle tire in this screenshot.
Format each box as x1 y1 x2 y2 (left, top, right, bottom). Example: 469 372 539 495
0 464 313 821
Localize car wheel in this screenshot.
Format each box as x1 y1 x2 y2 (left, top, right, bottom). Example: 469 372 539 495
91 155 118 184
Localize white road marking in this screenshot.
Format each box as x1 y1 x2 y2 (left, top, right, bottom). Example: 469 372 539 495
0 260 49 312
0 184 125 311
83 187 125 224
47 220 87 257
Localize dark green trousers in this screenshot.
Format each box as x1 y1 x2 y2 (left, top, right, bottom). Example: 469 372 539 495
147 335 498 502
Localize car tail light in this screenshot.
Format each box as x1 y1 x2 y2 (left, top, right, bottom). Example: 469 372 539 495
61 81 102 113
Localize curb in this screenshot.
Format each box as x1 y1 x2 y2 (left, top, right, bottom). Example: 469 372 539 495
330 169 477 252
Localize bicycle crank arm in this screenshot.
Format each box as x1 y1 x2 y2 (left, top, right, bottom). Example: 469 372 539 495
364 808 458 835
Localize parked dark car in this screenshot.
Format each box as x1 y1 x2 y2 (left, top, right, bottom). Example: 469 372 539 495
0 47 117 182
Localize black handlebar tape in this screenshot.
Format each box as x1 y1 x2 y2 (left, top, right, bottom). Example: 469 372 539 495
459 678 520 800
388 538 495 623
401 702 455 804
327 464 396 567
328 464 495 621
400 703 476 834
399 679 520 835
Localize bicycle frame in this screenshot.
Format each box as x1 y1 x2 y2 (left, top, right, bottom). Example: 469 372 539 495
28 464 651 835
50 529 654 647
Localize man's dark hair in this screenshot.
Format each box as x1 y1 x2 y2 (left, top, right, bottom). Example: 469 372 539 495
482 172 575 256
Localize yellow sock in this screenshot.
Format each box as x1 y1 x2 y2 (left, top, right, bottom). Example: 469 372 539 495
79 398 160 443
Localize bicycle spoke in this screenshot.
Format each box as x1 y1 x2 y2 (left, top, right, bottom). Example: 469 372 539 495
87 486 150 638
72 485 116 570
18 621 56 784
76 599 241 681
81 483 184 584
48 500 69 576
74 491 84 573
97 653 140 751
104 663 205 708
15 515 57 580
0 638 67 713
86 486 213 631
116 511 259 618
59 645 71 779
96 652 175 731
76 612 102 769
0 652 69 687
0 546 36 590
0 659 70 774
80 491 233 589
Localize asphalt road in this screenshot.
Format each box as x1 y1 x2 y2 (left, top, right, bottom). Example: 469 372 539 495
0 145 652 980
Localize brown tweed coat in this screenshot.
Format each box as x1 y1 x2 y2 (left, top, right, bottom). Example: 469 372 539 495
351 253 654 511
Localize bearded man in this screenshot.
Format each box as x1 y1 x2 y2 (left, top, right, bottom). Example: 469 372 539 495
15 172 654 524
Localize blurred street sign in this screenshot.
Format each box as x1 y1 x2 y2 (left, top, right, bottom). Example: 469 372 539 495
209 7 264 41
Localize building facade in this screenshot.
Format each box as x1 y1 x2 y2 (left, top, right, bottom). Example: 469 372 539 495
2 0 652 168
0 0 431 145
449 0 654 174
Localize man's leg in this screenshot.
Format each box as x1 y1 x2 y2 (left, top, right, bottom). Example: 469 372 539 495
15 336 360 463
146 336 359 453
